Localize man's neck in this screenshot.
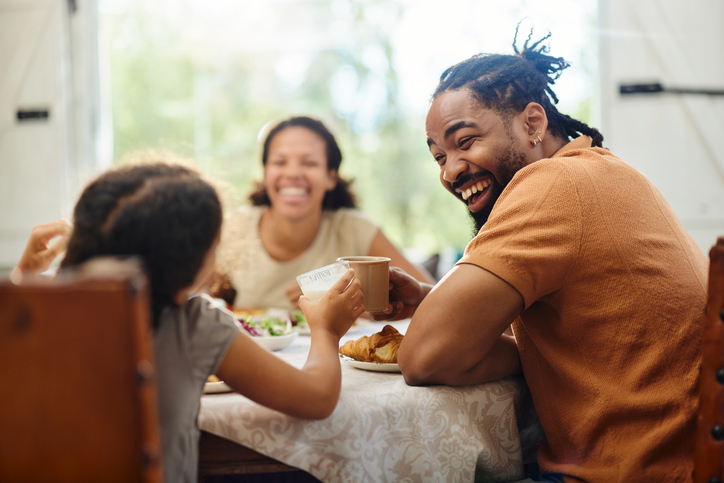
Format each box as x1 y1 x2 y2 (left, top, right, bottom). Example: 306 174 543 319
540 134 569 159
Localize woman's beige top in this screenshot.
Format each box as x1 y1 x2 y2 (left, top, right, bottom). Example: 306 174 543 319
219 206 379 309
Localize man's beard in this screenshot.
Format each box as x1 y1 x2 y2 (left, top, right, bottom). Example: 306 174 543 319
467 137 528 235
468 182 503 235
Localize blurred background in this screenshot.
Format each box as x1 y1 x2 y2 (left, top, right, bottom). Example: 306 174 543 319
1 0 722 276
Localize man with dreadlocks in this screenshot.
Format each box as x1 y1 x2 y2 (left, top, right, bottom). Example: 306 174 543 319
376 31 707 482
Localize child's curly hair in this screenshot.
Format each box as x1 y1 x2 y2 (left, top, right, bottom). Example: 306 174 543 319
62 161 222 326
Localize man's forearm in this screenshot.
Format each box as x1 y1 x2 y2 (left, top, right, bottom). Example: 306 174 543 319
466 334 521 383
412 334 521 386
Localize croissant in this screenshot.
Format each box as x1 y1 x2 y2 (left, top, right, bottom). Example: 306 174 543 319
339 325 403 363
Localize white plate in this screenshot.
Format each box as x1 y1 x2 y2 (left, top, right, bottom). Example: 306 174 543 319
346 318 371 335
339 354 401 373
204 381 233 394
253 330 298 351
297 318 370 336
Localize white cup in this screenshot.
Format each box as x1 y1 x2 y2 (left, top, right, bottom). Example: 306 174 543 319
296 260 350 301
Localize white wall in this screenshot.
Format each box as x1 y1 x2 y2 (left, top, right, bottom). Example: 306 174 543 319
599 0 724 254
0 0 100 270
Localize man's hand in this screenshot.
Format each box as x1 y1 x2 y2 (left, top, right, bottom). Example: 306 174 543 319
370 267 433 321
11 219 72 282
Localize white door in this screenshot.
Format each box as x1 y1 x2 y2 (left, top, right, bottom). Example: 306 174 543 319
0 0 100 270
599 0 724 253
0 0 73 269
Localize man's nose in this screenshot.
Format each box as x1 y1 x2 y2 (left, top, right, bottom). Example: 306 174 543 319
442 156 467 183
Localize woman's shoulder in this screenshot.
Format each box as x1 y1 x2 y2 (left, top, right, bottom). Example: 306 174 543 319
220 205 264 253
323 208 378 227
320 209 380 252
225 205 264 223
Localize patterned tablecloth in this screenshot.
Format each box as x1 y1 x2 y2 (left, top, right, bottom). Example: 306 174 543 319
199 319 535 483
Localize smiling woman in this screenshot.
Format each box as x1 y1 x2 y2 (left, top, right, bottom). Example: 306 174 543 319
99 0 598 260
212 116 434 310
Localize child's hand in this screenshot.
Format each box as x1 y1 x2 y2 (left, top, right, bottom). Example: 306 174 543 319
11 219 72 283
298 269 364 339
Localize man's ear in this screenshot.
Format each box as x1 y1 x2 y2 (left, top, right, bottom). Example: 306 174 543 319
521 102 548 141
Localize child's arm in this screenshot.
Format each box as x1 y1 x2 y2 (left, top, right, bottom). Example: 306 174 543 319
215 269 363 419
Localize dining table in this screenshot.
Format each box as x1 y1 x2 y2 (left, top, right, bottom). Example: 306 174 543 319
198 318 541 483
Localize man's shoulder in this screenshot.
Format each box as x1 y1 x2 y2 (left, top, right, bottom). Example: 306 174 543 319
553 144 621 163
500 151 614 214
510 157 575 190
519 146 631 182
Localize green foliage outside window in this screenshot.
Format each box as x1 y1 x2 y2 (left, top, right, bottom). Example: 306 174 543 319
101 0 597 262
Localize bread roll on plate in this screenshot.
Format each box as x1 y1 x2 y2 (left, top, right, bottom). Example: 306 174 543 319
339 325 403 363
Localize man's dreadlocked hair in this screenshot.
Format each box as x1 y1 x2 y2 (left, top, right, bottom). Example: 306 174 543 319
432 25 604 147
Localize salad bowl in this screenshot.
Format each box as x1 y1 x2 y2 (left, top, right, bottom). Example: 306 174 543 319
237 311 299 351
253 331 298 351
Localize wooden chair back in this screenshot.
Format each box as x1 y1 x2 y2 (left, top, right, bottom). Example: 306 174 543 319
0 258 163 483
695 237 724 482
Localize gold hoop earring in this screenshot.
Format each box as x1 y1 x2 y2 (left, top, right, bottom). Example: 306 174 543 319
531 131 542 147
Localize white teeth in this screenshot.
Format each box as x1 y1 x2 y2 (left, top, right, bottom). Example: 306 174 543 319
459 179 489 201
279 187 306 196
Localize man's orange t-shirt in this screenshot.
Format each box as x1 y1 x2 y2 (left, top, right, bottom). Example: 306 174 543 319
459 136 707 482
